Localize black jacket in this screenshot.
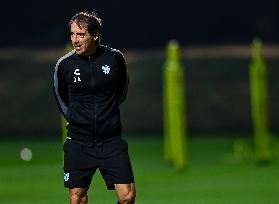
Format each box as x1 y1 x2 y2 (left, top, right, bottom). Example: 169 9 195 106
53 45 128 142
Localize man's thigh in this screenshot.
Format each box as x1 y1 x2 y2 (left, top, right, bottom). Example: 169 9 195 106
63 139 97 188
99 138 135 190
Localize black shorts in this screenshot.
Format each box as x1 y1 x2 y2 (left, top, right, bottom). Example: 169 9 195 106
63 136 134 190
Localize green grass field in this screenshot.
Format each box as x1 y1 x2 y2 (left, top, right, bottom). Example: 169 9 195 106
1 134 279 204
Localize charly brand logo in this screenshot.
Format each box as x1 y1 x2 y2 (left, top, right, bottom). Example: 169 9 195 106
74 69 81 82
102 65 110 75
64 172 70 182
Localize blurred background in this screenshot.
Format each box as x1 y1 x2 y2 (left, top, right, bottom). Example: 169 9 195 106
1 0 279 203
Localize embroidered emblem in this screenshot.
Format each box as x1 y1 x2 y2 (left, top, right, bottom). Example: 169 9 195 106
64 172 70 182
74 69 81 82
102 65 110 74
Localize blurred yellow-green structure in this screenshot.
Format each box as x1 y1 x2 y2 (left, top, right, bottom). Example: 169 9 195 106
163 40 187 170
249 38 271 163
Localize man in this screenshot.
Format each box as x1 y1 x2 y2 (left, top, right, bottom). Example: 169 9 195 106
53 11 136 204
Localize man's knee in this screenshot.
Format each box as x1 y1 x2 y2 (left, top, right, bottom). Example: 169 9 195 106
116 184 136 204
69 188 88 204
118 191 136 204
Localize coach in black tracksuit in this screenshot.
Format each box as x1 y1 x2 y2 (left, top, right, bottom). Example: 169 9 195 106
53 11 135 204
55 45 127 142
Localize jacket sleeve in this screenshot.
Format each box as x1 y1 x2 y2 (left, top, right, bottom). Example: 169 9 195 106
53 61 69 120
117 53 129 105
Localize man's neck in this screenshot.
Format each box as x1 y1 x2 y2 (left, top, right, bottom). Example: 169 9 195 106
84 44 98 56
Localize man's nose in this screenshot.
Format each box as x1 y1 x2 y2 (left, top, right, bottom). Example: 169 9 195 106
72 35 78 42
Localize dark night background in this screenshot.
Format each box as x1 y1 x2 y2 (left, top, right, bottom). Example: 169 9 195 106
1 0 279 136
1 0 279 48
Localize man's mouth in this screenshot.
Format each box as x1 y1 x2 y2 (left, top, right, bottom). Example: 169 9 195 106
75 44 82 51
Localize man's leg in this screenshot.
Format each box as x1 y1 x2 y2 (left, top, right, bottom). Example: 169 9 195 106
115 183 136 204
69 188 88 204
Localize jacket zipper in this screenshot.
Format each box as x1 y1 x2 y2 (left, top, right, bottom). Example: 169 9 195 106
89 57 97 139
94 96 97 138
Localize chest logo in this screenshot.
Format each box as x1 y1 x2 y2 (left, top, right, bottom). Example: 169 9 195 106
102 65 110 75
74 69 81 82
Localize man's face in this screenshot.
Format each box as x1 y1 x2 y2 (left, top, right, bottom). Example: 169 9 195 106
70 21 98 55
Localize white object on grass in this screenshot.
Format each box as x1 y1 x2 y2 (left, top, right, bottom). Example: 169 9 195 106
20 148 32 161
